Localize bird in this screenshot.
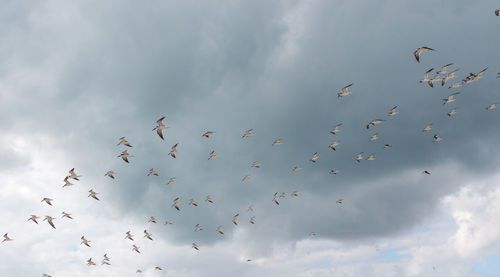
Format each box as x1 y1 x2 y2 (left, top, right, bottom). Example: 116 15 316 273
496 9 500 16
292 166 302 171
68 168 81 181
251 161 261 168
149 216 157 223
153 116 169 140
118 150 134 163
247 205 254 212
167 177 176 185
86 258 96 266
192 242 200 251
272 138 282 146
205 195 214 203
62 176 74 188
28 215 39 224
423 170 431 175
427 75 441 88
433 134 442 142
369 133 378 141
217 226 224 235
104 170 116 179
330 169 339 175
310 152 318 163
81 236 91 247
414 46 435 62
154 266 163 271
366 153 375 161
337 84 353 98
436 63 453 75
125 231 134 241
117 137 132 147
448 82 461 89
292 191 299 197
447 108 457 117
42 274 52 277
136 269 143 274
329 140 340 151
132 244 140 253
194 224 203 231
232 214 239 225
61 212 73 219
102 260 111 266
354 152 363 163
172 198 180 211
144 230 153 240
336 199 343 204
388 106 398 116
366 119 384 129
485 103 497 111
242 129 254 138
189 198 198 206
41 198 53 206
280 192 287 198
147 168 158 176
88 189 99 200
273 193 280 205
249 216 256 224
441 69 459 86
384 144 392 149
442 92 460 105
422 123 433 132
165 220 173 225
247 259 253 262
1 233 12 243
208 150 217 160
103 254 110 262
419 68 434 83
169 143 178 158
202 131 215 138
43 216 56 229
330 123 342 134
242 175 251 182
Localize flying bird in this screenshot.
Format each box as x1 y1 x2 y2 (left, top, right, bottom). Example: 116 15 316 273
189 198 198 206
292 191 299 197
273 193 280 205
208 150 217 160
118 150 134 163
249 216 256 224
132 244 140 253
242 175 251 182
272 138 282 146
496 9 500 16
423 170 431 175
485 103 497 110
436 63 453 75
292 166 302 172
117 137 132 147
169 143 178 158
337 84 353 98
336 199 343 204
41 198 53 206
366 119 384 129
419 68 434 83
28 215 39 224
447 108 457 117
354 152 363 163
125 231 134 241
242 129 254 138
310 152 318 163
88 189 99 201
414 46 435 62
232 214 239 225
441 69 459 86
329 140 340 151
144 230 153 240
167 177 176 185
81 236 91 247
251 161 261 168
433 134 442 142
68 168 81 181
153 116 169 140
147 168 159 176
330 169 339 175
149 216 157 223
104 170 116 179
62 176 74 188
369 133 378 141
442 92 460 105
366 153 375 161
194 224 203 231
1 233 12 243
172 198 180 211
61 212 73 219
388 106 398 116
202 131 215 138
330 123 342 134
422 123 433 132
205 195 214 203
86 258 96 266
217 226 224 235
192 242 200 251
43 216 56 229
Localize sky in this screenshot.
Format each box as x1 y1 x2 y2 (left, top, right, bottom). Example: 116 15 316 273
1 0 500 276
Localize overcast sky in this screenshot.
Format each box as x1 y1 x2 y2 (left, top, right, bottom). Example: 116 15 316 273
1 0 500 276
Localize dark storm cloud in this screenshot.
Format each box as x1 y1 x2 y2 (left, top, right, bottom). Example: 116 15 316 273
1 0 500 251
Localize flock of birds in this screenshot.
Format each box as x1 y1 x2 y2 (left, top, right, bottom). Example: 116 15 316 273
1 8 500 277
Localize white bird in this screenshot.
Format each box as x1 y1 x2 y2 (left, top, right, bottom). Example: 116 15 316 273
132 244 140 253
205 195 214 203
43 216 56 229
447 108 457 117
336 199 343 204
448 82 461 89
104 170 116 179
194 224 203 231
153 116 169 140
330 169 339 175
189 198 198 206
292 166 302 172
192 242 200 250
41 198 53 206
217 226 224 235
202 131 215 138
366 119 384 129
1 233 12 243
388 106 398 116
249 216 256 224
169 143 178 158
441 69 459 86
354 152 363 163
330 123 342 134
251 161 261 168
422 123 433 132
61 212 73 219
329 141 340 151
419 68 434 83
427 75 441 88
442 92 460 105
273 193 280 205
272 138 282 146
433 134 442 142
103 254 110 262
144 230 153 240
117 137 132 147
242 175 251 182
280 192 287 198
337 84 353 98
414 46 435 62
88 189 99 201
136 269 143 273
247 205 254 212
165 220 173 225
436 63 453 75
81 236 91 247
310 152 318 163
68 168 81 181
149 216 157 223
86 258 96 266
125 231 134 241
147 168 159 176
496 9 500 16
232 214 239 225
384 144 392 149
242 129 254 138
172 197 180 211
167 177 176 185
291 191 299 197
208 150 217 160
485 103 497 111
155 266 163 271
369 133 378 141
366 153 375 161
62 176 75 188
28 215 39 224
118 150 134 163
